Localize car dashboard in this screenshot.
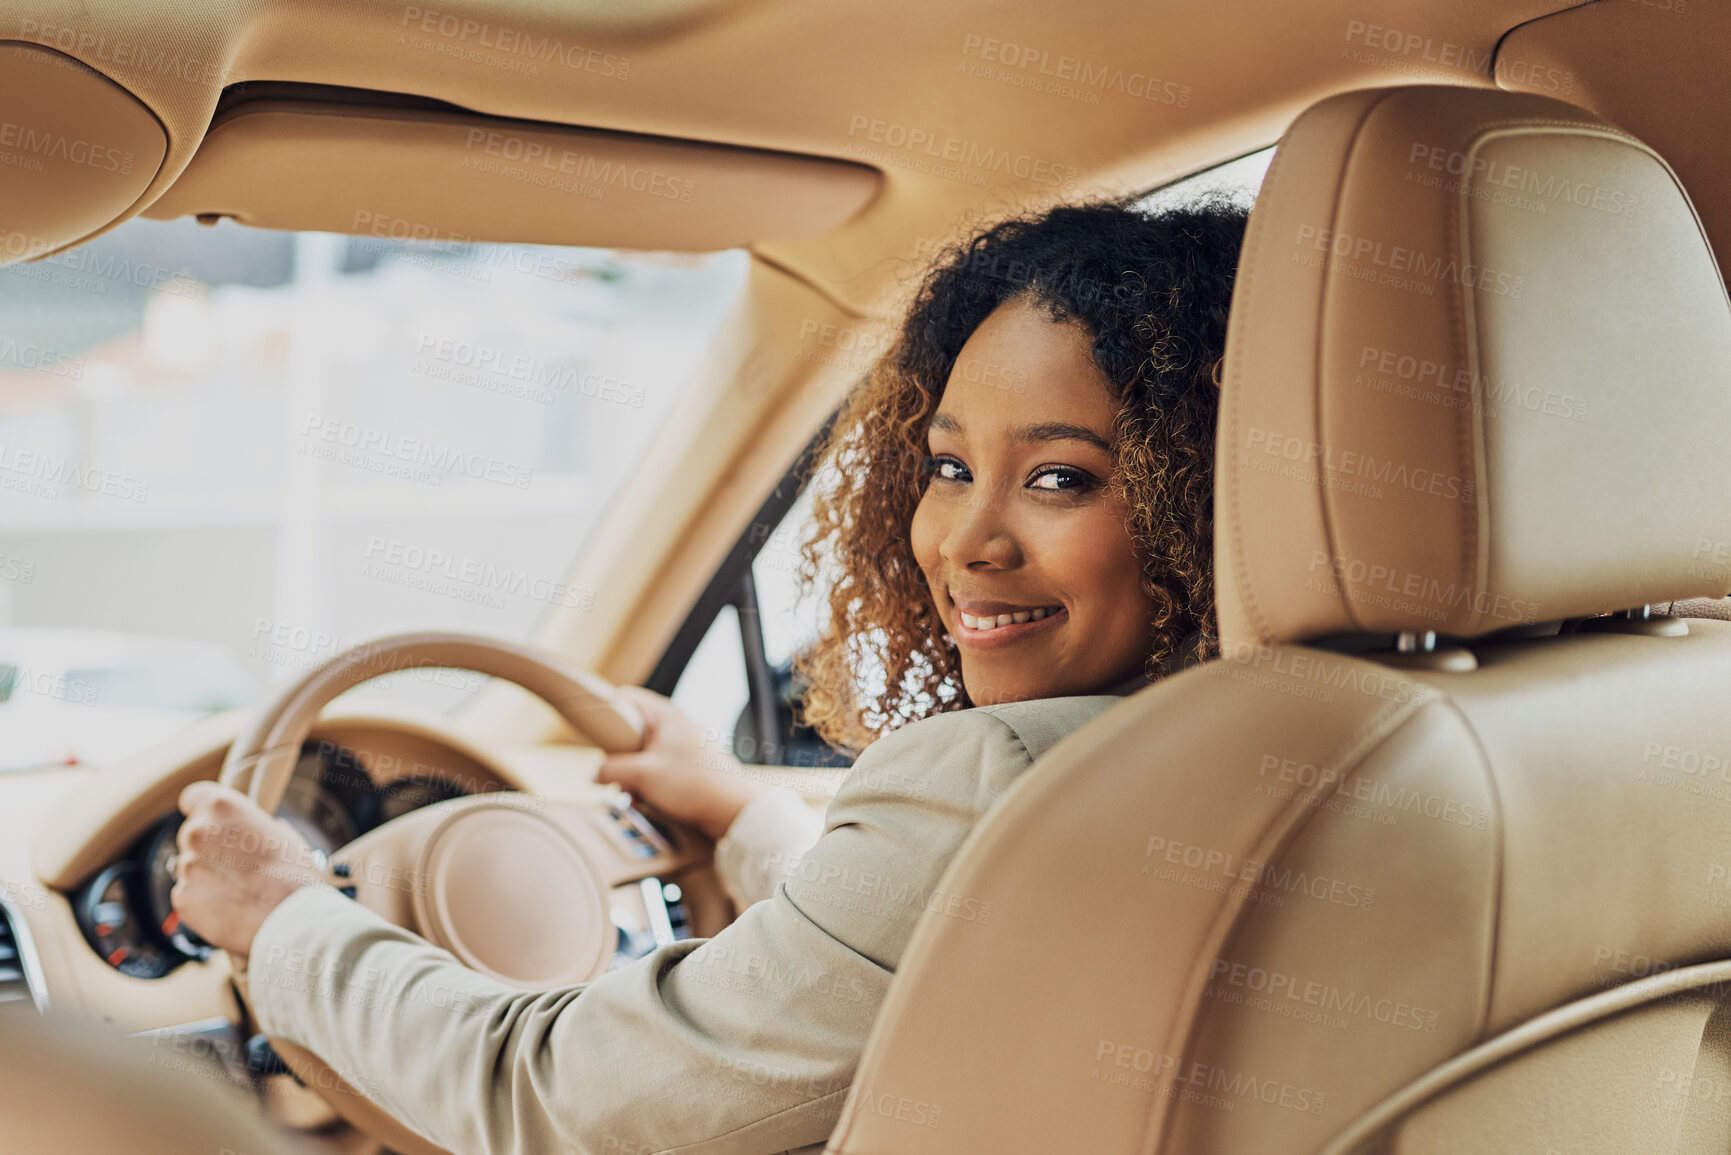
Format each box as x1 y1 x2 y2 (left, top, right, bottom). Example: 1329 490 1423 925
0 705 699 1037
70 739 501 982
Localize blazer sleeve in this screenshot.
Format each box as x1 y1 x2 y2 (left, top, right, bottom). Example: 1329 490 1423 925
713 786 827 909
245 707 1036 1155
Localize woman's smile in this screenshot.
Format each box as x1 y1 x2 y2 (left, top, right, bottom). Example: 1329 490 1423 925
949 600 1069 650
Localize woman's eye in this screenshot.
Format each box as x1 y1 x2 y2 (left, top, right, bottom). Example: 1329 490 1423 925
928 456 970 483
1028 466 1092 492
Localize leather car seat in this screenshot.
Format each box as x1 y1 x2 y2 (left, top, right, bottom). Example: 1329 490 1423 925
0 1005 317 1155
824 85 1731 1155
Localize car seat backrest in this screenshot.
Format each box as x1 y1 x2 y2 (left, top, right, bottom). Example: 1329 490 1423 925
825 85 1731 1155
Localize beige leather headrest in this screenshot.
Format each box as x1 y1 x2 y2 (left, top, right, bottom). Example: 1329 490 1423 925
1217 85 1731 654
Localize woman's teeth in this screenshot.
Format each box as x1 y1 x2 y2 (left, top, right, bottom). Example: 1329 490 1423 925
959 607 1058 631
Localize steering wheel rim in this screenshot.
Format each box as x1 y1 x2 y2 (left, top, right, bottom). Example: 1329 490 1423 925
219 630 646 810
211 631 684 1155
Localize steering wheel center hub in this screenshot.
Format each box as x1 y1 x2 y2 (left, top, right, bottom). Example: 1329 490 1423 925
411 801 613 988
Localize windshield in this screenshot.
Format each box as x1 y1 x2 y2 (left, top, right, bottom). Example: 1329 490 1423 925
0 217 749 769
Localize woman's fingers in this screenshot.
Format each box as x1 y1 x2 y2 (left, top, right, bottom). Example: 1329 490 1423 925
172 779 322 956
177 778 231 813
594 751 655 790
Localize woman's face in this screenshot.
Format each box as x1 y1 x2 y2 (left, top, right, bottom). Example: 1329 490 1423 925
910 296 1158 706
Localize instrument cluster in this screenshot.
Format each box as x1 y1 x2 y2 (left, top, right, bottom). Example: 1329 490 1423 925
72 740 469 979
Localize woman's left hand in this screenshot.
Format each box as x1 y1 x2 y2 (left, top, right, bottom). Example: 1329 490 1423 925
172 781 326 959
595 685 765 841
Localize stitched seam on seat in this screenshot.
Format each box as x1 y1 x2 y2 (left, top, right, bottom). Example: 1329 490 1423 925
1314 92 1398 637
1145 672 1439 1154
1435 697 1506 1045
1222 128 1282 647
1312 961 1731 1155
1449 127 1480 635
1227 90 1393 649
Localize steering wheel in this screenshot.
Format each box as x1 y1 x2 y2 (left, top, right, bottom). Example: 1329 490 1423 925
214 631 727 1154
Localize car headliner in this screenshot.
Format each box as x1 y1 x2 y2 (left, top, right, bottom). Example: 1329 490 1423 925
4 0 1586 316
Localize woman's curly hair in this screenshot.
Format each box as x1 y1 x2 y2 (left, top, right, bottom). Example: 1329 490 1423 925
793 196 1250 753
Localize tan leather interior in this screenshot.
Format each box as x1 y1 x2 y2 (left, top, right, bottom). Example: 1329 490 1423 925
248 779 739 1155
1215 84 1731 651
12 4 1731 1152
141 93 882 250
0 41 166 261
0 0 1562 291
0 1004 317 1155
1497 2 1731 290
12 703 679 1038
1317 961 1731 1155
826 85 1731 1154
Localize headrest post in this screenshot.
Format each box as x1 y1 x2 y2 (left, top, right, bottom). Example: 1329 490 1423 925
1396 631 1438 654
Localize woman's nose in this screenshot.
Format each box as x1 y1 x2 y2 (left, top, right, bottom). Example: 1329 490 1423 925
941 485 1021 570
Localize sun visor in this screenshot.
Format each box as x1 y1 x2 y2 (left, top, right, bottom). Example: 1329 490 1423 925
0 42 168 266
144 97 881 250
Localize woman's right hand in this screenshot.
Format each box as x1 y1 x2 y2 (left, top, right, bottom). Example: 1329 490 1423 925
596 686 765 841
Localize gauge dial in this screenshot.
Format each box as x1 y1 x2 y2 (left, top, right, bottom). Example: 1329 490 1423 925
141 815 211 962
75 862 177 979
377 776 469 823
278 767 358 854
295 741 382 835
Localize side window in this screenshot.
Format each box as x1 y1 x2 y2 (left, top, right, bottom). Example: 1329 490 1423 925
668 605 749 759
670 483 852 769
1134 146 1272 212
749 488 819 677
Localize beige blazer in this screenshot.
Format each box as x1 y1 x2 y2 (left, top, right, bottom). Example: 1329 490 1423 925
712 783 826 911
248 683 1147 1155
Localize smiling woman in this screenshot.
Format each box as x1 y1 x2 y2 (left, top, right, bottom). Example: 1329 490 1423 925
799 198 1250 748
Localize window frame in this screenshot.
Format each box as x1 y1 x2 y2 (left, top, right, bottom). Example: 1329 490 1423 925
643 412 835 728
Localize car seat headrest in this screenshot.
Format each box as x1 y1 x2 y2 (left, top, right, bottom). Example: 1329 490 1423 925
1216 85 1731 654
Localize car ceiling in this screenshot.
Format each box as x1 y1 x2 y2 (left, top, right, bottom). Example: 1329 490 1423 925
3 0 1590 317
